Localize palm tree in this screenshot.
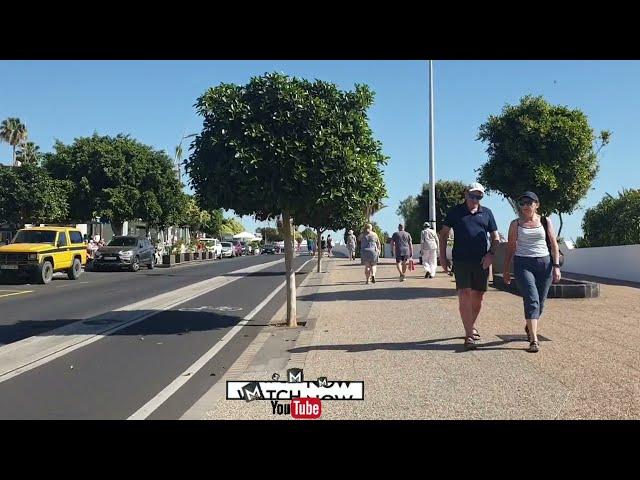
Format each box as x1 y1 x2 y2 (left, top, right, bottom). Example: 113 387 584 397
16 141 40 165
0 118 28 166
365 199 387 220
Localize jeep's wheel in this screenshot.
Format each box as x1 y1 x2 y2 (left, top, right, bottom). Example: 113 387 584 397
130 256 140 272
37 261 54 284
67 258 82 280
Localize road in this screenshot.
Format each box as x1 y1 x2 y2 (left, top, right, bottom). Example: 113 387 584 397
0 253 314 419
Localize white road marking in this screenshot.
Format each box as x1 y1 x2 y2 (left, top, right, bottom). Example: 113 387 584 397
0 290 33 298
0 258 285 384
127 258 313 420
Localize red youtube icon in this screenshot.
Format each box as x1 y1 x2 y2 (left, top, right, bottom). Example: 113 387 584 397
290 398 322 419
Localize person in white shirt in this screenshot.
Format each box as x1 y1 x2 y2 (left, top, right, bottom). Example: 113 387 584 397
420 222 439 279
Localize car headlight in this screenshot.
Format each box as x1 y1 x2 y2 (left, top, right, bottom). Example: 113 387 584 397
119 250 133 257
28 253 37 260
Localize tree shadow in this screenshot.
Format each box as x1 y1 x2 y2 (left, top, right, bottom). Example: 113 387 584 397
297 286 457 302
0 309 270 347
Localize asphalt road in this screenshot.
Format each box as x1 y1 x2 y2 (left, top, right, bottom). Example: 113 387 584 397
0 253 314 419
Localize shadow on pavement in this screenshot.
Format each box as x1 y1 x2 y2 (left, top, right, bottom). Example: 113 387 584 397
298 286 456 302
288 335 540 354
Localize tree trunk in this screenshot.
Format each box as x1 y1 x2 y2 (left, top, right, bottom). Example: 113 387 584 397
282 211 297 327
557 212 564 237
112 221 124 236
506 197 519 216
12 145 16 167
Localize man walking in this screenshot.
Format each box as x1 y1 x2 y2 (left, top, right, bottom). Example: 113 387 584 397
420 221 439 279
439 182 499 349
391 223 413 282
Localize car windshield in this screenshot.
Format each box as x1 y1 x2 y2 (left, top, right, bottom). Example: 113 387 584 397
13 230 57 244
107 237 138 247
221 242 231 247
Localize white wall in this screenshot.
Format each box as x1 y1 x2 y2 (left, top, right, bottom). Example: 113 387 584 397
562 243 640 283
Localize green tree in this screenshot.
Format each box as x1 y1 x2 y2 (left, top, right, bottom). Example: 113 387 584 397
16 141 41 165
300 227 317 241
43 133 183 235
416 180 468 232
186 73 387 325
396 195 421 240
0 117 28 166
256 227 283 242
220 217 245 236
580 189 640 247
397 180 467 238
0 164 71 226
477 95 611 235
199 208 225 237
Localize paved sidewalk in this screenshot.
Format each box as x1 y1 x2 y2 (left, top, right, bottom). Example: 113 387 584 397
183 255 639 420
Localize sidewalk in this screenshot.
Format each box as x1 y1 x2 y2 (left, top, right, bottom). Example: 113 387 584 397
183 256 639 420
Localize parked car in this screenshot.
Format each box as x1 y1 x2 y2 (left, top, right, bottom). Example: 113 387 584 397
0 226 87 284
220 241 235 258
232 240 243 256
201 238 222 259
93 236 155 272
261 244 276 255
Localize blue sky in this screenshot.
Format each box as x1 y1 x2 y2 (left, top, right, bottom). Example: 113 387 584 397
1 60 638 242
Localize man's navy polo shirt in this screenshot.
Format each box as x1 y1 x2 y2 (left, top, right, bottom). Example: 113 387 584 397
443 202 498 263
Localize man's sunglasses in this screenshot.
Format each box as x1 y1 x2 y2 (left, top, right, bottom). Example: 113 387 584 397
518 199 534 207
467 193 483 201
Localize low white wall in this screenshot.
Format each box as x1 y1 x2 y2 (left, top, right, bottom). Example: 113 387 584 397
562 243 640 283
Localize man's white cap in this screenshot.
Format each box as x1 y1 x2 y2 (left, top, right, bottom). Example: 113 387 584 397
468 182 485 194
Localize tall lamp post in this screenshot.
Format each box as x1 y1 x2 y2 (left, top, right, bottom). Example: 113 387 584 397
428 60 436 231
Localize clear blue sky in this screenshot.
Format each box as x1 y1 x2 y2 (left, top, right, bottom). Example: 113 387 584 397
1 60 639 242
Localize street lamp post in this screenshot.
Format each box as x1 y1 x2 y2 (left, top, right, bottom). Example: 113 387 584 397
428 60 436 231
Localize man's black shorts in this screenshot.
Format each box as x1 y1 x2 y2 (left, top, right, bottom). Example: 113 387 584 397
453 261 489 292
396 254 410 263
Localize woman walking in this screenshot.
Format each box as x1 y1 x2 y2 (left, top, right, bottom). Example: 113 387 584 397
361 224 381 284
503 192 561 353
346 230 357 260
420 221 439 279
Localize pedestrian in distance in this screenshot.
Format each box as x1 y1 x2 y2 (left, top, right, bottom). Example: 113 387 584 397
327 234 334 257
391 223 413 282
420 221 439 279
360 224 381 284
439 182 499 350
346 230 357 260
502 191 562 353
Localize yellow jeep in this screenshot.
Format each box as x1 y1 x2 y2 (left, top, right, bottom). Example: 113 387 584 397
0 226 87 284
